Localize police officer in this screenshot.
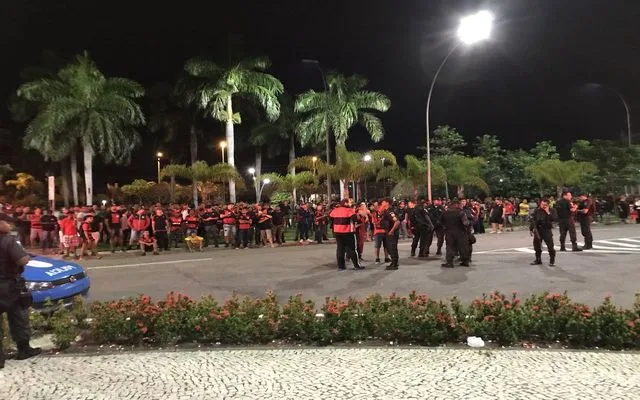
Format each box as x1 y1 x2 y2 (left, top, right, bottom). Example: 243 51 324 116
576 193 594 250
329 199 363 271
555 191 582 252
461 199 477 262
408 200 433 258
441 201 471 268
380 199 401 270
530 199 556 266
0 220 41 369
426 199 445 256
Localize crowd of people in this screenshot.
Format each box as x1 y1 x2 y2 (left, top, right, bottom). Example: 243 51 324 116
0 192 637 267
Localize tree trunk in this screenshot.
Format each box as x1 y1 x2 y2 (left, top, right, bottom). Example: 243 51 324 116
83 141 94 206
190 125 198 208
556 185 562 198
444 181 450 200
70 147 79 206
457 184 465 199
326 133 331 201
61 159 70 207
226 95 237 202
255 148 262 202
414 185 418 201
290 135 297 203
170 175 176 203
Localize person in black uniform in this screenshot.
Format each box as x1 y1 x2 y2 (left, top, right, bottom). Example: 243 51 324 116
461 199 477 263
441 201 471 267
380 199 401 270
555 191 582 252
0 220 42 369
426 199 445 256
408 200 433 258
530 199 556 266
576 193 594 250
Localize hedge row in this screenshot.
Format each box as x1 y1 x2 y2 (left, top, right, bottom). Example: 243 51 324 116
24 291 638 351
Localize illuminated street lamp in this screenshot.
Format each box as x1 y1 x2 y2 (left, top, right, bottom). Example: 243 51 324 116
425 10 494 201
258 178 271 201
219 141 228 163
363 154 372 162
312 156 318 175
156 152 163 183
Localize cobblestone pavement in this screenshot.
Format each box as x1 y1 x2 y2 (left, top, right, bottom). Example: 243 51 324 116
2 348 639 399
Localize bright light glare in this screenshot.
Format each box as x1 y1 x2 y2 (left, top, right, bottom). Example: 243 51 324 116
248 168 256 175
457 10 493 45
363 154 372 162
263 178 271 185
219 141 227 149
312 156 318 162
157 152 163 158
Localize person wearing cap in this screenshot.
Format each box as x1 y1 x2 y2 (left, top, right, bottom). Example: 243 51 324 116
329 198 363 270
379 199 400 270
0 220 42 368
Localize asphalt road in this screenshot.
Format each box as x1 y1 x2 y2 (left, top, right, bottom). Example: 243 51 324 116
79 224 640 307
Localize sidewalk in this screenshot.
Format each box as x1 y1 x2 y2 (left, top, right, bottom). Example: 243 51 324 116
2 347 638 399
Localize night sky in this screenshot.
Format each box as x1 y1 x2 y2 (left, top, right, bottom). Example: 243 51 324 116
1 0 639 184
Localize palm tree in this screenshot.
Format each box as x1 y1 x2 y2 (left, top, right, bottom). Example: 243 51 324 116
526 159 597 197
377 155 447 200
295 72 390 200
437 155 489 199
261 171 318 202
160 164 191 203
18 52 145 205
187 161 243 204
183 56 284 203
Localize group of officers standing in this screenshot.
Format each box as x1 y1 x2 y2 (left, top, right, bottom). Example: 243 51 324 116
329 197 476 270
329 190 597 271
529 191 595 266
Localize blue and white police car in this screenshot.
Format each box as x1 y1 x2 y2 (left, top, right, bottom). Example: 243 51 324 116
22 256 91 310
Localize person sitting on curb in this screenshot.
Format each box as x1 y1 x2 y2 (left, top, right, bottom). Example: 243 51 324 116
185 231 204 252
139 231 159 256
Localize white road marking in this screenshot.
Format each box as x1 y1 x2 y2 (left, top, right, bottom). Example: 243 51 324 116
86 258 213 271
514 248 536 254
599 240 640 248
618 238 640 244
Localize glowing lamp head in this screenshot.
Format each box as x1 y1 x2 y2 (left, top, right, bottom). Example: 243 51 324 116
363 154 372 162
157 152 163 158
263 178 271 185
312 156 318 162
457 10 494 45
219 141 227 149
248 167 256 175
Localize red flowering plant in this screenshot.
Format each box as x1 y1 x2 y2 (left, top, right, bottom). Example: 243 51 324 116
319 296 370 343
523 292 584 342
462 291 527 345
572 296 631 349
152 292 197 344
215 294 280 344
90 294 161 344
626 293 640 347
277 294 318 343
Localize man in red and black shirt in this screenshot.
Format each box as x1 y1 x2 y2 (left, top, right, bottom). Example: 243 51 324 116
238 207 252 249
106 205 124 252
185 209 200 237
314 204 328 244
168 209 183 248
220 203 238 248
329 199 363 270
201 205 220 248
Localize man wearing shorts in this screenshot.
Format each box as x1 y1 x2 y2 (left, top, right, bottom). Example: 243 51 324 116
371 206 390 264
58 210 79 259
106 205 124 252
138 231 159 255
220 203 238 249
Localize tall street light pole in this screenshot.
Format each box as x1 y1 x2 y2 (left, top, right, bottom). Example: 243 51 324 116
156 152 163 184
583 84 632 147
425 10 494 202
302 59 331 201
258 178 271 201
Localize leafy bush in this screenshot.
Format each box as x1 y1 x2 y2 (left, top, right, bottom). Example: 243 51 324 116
18 291 640 351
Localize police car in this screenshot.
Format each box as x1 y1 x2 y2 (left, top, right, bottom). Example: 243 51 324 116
22 255 91 310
